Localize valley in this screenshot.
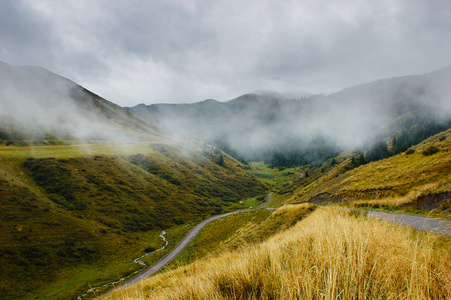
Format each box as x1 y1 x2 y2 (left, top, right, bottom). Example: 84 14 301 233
0 141 267 299
1 61 450 299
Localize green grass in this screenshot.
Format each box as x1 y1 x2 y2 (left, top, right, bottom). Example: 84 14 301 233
0 141 267 299
170 204 317 267
249 162 298 187
0 140 158 159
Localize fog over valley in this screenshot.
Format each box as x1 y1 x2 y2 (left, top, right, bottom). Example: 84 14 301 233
2 2 451 299
132 65 451 165
1 60 450 168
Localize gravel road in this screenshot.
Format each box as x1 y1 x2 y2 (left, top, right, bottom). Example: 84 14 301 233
125 210 249 286
367 210 451 237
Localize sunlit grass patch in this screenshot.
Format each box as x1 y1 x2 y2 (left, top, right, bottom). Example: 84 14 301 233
0 141 157 159
102 207 451 300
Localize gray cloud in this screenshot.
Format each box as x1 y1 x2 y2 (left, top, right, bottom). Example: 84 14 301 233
1 0 450 106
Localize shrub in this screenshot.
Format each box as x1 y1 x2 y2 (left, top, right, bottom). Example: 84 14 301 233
174 217 185 225
144 246 156 253
422 146 439 156
405 148 415 155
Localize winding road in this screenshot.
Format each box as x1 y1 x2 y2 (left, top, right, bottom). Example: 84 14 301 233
126 193 276 286
260 192 273 208
125 209 250 286
367 210 451 237
99 193 450 297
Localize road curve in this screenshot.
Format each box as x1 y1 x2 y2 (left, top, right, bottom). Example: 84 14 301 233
125 209 249 286
367 210 451 237
260 192 273 208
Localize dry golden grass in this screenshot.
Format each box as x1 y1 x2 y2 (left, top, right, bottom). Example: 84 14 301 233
352 182 444 207
101 207 451 300
287 129 451 218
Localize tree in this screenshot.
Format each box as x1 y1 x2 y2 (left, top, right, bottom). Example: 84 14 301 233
331 158 337 166
219 154 224 166
365 140 390 163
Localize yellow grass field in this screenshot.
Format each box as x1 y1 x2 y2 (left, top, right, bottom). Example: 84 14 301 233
100 206 451 300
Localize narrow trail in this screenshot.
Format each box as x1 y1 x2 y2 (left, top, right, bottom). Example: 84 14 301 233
125 193 274 287
77 231 168 299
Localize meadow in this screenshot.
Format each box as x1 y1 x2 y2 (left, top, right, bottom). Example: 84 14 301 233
101 206 451 300
288 129 451 218
0 140 267 299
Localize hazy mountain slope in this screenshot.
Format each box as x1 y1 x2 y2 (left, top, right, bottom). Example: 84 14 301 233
0 62 267 299
0 61 160 142
0 145 266 299
286 129 451 217
131 66 451 165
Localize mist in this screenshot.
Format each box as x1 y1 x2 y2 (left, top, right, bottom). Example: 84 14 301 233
2 60 450 167
0 61 151 144
132 66 451 165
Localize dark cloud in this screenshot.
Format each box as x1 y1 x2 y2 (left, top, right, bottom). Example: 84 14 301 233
0 1 58 66
1 0 450 106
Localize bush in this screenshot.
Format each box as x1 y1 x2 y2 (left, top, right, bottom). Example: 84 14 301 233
422 146 439 156
405 148 415 155
174 217 185 225
144 246 156 253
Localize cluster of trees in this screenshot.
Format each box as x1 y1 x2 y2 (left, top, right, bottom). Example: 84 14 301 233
391 120 450 155
354 119 450 166
216 137 340 168
210 117 451 169
263 145 339 168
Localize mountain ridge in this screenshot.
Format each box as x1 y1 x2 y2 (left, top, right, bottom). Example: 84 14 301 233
0 60 161 142
130 65 451 166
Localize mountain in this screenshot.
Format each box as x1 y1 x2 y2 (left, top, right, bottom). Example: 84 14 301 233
0 62 267 299
0 61 160 142
98 129 451 300
1 61 451 299
130 66 451 166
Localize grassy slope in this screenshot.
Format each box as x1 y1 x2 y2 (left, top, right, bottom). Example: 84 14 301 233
287 129 451 218
102 207 451 300
0 141 267 300
171 204 316 267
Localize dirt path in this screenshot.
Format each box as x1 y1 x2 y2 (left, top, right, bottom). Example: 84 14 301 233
367 210 451 237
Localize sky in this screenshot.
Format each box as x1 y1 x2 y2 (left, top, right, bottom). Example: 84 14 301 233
1 0 450 107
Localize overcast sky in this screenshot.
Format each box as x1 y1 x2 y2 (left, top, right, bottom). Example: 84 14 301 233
1 0 450 106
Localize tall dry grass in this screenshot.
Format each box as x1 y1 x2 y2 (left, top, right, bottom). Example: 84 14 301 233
103 207 451 300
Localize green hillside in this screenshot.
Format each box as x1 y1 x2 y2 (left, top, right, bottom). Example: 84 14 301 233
96 130 451 300
286 129 451 218
0 141 266 299
1 61 450 299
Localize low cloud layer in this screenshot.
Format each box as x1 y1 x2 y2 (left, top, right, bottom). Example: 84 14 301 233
0 62 145 142
1 0 450 106
136 66 451 162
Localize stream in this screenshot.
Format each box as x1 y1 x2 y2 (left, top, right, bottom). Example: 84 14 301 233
77 231 168 299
